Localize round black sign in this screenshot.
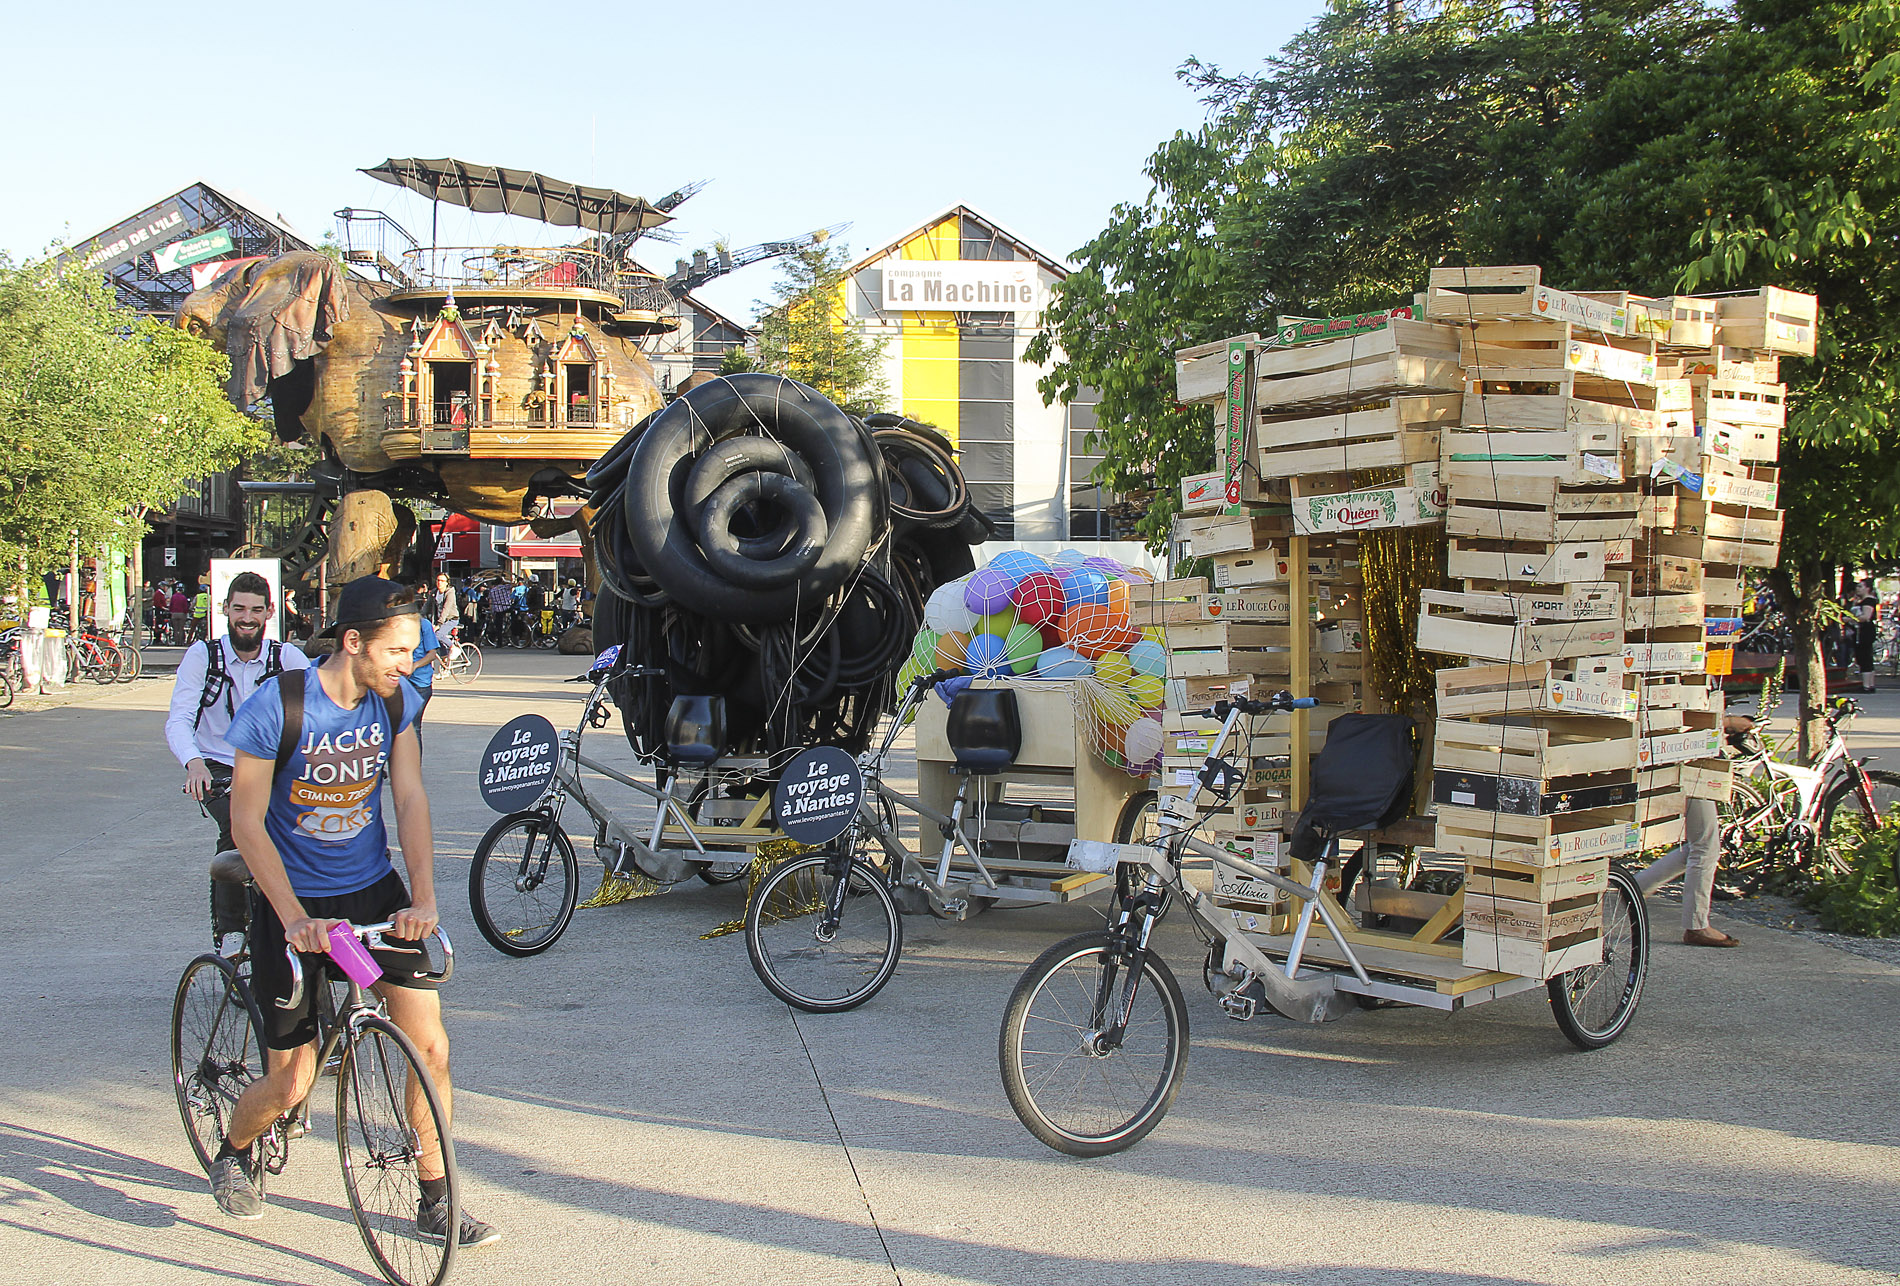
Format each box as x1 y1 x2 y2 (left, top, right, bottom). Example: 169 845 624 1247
479 714 560 813
773 746 865 846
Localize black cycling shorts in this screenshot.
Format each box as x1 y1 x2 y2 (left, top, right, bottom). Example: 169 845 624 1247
249 869 439 1050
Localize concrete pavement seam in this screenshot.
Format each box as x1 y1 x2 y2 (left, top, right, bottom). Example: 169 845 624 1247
787 1006 904 1285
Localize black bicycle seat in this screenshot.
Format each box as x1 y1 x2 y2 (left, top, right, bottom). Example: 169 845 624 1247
1290 714 1415 862
666 694 728 764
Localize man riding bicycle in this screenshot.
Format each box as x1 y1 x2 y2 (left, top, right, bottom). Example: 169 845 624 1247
165 571 309 954
209 576 500 1249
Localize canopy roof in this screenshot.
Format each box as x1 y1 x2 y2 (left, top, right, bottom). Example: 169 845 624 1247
362 158 672 236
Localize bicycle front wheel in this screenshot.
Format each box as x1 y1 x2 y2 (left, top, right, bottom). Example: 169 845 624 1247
999 930 1188 1156
172 954 267 1174
456 644 484 683
1549 866 1649 1049
469 811 578 956
337 1016 457 1286
115 643 141 682
745 854 902 1012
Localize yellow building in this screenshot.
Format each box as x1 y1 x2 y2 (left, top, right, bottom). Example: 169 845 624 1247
846 205 1118 540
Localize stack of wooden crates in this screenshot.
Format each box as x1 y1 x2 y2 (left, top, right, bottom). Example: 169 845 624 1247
1168 270 1809 975
1420 266 1805 977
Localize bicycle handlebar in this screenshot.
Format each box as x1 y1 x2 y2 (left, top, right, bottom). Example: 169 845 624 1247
908 668 960 691
277 922 455 1011
1188 690 1317 720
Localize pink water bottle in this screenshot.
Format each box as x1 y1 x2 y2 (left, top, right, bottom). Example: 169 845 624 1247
327 923 384 988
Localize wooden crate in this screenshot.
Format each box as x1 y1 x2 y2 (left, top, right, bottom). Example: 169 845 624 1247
1644 295 1718 348
1624 431 1703 476
1434 714 1638 778
1288 475 1444 535
1435 661 1636 719
1715 286 1819 357
1628 555 1701 595
1417 589 1624 663
1432 764 1637 816
1464 855 1612 903
1251 321 1464 414
1253 396 1458 480
1638 726 1721 769
1210 545 1357 589
1692 377 1786 429
1699 456 1779 509
1446 537 1608 586
1443 427 1625 485
1682 757 1734 803
1179 471 1225 514
1463 926 1603 979
1649 509 1782 570
1167 620 1293 679
1622 589 1706 631
1177 511 1293 556
1705 418 1781 464
1426 265 1543 321
1463 890 1603 943
1434 804 1638 867
1621 636 1708 675
1443 473 1645 542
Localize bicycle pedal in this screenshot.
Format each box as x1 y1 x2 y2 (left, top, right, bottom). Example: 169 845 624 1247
1218 990 1258 1022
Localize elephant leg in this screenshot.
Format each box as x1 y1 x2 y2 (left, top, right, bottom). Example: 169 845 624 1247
325 490 399 619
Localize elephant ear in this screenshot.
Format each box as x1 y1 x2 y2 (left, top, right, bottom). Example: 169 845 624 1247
223 251 353 418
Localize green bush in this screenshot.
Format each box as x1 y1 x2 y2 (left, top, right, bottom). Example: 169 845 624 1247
1801 814 1900 938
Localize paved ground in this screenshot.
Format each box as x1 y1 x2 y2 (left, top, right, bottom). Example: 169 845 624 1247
1 654 1896 1285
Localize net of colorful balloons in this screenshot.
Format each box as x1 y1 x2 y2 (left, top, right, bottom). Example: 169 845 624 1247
895 550 1168 776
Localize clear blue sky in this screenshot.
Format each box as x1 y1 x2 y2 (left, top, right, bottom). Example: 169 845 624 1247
0 0 1323 322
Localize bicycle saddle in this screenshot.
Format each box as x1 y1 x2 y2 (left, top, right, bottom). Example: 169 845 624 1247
209 849 250 884
946 687 1021 775
665 693 728 764
1289 714 1415 862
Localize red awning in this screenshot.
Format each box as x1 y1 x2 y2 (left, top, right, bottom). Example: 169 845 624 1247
506 543 582 558
440 513 481 533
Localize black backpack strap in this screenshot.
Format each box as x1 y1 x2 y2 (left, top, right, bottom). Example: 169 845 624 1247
192 639 226 729
275 669 305 782
264 639 283 678
383 689 405 750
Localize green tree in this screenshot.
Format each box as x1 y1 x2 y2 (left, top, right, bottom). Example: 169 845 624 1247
755 242 887 417
0 253 266 588
718 344 755 375
1029 0 1725 546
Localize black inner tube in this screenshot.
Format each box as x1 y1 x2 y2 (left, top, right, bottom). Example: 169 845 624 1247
694 471 828 589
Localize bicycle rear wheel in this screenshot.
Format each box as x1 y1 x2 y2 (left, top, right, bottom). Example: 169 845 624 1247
337 1016 457 1286
999 930 1188 1156
1717 780 1786 894
745 853 902 1012
469 811 578 956
112 642 141 682
1548 866 1648 1049
172 954 267 1174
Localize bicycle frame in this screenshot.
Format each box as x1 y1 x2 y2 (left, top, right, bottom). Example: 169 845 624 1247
532 673 762 882
1733 703 1881 827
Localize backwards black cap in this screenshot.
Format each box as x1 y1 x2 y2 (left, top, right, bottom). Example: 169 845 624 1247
316 576 420 640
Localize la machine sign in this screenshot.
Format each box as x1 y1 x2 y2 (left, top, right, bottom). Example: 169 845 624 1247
881 261 1043 313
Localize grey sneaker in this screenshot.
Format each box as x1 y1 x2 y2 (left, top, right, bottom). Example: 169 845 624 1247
417 1197 500 1248
210 1153 264 1220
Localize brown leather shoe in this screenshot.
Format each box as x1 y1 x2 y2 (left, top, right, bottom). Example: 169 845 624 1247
1683 928 1741 947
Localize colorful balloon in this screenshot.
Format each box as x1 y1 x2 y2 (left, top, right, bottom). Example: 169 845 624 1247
964 632 1012 678
1010 570 1066 627
925 579 977 633
1035 645 1092 678
1063 601 1134 660
1123 714 1165 771
1003 623 1044 674
1128 672 1166 709
934 630 971 672
963 567 1016 613
1129 638 1168 677
1093 650 1134 689
911 628 941 663
1058 567 1112 610
989 549 1050 580
1082 555 1127 578
977 605 1019 638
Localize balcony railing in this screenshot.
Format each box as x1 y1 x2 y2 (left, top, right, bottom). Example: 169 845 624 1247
396 245 677 315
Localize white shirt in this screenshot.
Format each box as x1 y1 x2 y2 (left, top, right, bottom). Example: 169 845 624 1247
164 635 312 769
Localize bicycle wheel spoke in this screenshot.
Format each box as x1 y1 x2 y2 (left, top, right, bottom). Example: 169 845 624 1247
338 1020 453 1286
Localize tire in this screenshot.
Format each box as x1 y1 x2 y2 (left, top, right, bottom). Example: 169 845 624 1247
115 644 141 682
97 641 124 684
172 954 267 1175
337 1016 458 1286
688 780 760 884
1111 791 1169 914
1717 779 1784 894
1815 780 1872 881
745 853 902 1012
999 930 1189 1156
468 811 579 956
1548 866 1648 1050
0 671 12 709
452 644 483 683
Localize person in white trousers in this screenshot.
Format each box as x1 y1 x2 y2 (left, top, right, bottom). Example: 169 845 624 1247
1635 712 1753 947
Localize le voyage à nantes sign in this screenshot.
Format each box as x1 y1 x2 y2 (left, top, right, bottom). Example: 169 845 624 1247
882 261 1044 313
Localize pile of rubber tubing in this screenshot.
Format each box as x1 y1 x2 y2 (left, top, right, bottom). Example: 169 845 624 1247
588 373 992 757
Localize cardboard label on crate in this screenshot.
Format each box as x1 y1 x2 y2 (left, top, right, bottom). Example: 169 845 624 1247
1705 617 1745 639
1582 452 1621 480
1292 485 1410 535
1198 590 1291 621
1638 728 1721 768
1648 458 1705 493
1548 822 1641 864
1623 641 1707 673
1180 471 1224 512
1533 286 1629 334
1700 470 1777 508
1464 894 1603 942
1221 340 1254 513
1544 677 1638 716
1433 770 1637 817
1274 306 1413 346
1567 340 1656 384
1410 461 1447 520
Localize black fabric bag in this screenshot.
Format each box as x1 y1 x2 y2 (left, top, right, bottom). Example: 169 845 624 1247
1289 713 1416 862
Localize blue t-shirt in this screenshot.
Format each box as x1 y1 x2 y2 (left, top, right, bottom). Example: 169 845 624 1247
410 617 439 689
227 668 422 897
